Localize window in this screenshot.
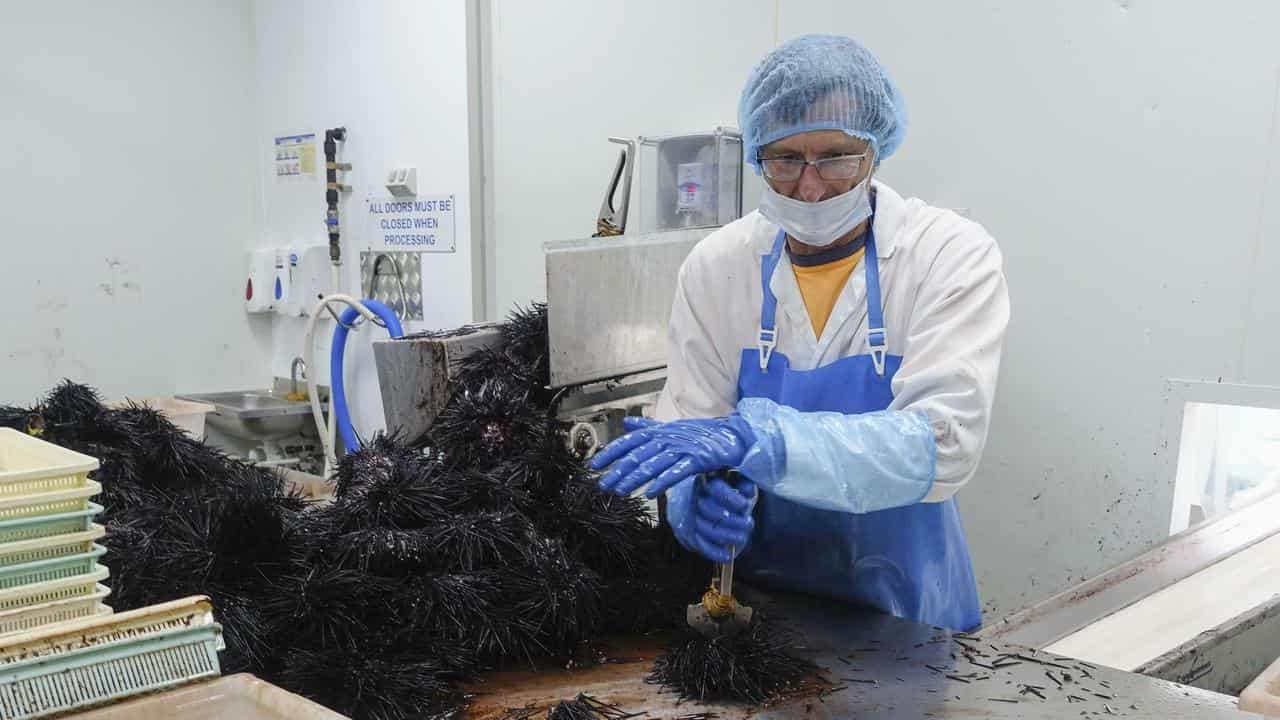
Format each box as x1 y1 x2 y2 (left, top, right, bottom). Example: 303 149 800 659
1169 400 1280 535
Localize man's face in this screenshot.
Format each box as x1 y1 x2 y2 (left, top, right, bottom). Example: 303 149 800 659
759 130 873 202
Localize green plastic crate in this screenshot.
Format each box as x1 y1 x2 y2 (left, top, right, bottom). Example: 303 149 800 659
0 502 103 544
0 565 109 612
0 545 106 590
0 596 222 719
0 524 104 567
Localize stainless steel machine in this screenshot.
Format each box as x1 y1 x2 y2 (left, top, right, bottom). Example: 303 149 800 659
372 225 713 458
374 129 746 457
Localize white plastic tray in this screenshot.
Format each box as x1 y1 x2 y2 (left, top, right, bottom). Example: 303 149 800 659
0 583 110 637
109 397 215 439
0 481 102 522
0 428 98 497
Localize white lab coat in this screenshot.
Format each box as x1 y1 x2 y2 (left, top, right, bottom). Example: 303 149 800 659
654 180 1010 501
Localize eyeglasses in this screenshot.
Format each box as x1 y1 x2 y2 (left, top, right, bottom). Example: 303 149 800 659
757 152 868 182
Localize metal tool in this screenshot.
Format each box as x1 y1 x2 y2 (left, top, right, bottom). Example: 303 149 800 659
686 471 754 638
594 137 635 237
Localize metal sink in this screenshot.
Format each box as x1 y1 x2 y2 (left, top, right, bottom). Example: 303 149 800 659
177 390 316 440
185 391 311 418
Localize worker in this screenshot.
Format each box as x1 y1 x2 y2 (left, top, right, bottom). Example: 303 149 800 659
593 34 1009 632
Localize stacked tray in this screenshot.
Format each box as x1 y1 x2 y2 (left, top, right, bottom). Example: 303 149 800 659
0 596 223 719
0 429 110 635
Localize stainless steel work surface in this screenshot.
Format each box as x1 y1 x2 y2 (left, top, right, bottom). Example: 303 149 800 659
544 228 713 388
466 588 1259 719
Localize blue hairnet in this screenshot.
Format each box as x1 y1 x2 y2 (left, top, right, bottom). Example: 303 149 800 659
739 34 907 169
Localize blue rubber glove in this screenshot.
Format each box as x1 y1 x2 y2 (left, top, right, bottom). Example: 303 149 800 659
666 474 758 563
590 416 756 499
620 416 658 431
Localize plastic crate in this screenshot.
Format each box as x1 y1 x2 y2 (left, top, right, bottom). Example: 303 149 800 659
0 544 106 590
0 596 223 719
0 564 108 612
0 428 98 499
0 584 111 637
109 397 215 440
0 502 103 544
68 673 350 719
0 523 104 567
0 481 101 523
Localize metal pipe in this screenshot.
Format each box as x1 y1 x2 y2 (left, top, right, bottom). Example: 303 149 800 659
323 127 348 265
720 552 735 599
290 357 307 396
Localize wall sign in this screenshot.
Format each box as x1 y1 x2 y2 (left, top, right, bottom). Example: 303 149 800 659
365 194 456 252
274 133 317 182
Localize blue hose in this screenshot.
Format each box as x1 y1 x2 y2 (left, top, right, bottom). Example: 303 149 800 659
330 299 404 454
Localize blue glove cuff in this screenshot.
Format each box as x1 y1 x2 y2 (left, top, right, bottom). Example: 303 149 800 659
734 403 785 483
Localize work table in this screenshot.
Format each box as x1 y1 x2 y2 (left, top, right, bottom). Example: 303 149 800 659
466 587 1260 719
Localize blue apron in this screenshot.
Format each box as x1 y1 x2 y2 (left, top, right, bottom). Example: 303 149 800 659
735 221 982 632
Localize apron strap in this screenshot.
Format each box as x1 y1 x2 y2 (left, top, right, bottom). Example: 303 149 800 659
757 230 786 371
864 232 888 377
864 189 887 376
758 194 888 376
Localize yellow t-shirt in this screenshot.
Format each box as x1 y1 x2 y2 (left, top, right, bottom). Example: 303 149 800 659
792 246 865 339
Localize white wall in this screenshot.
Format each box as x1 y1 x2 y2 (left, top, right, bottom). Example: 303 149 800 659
253 0 475 438
486 0 776 317
0 1 269 404
486 1 1280 619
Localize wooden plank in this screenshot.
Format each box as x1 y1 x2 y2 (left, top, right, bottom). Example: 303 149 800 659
977 492 1280 648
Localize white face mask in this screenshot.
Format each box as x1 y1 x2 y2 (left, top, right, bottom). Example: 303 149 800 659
758 175 873 248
